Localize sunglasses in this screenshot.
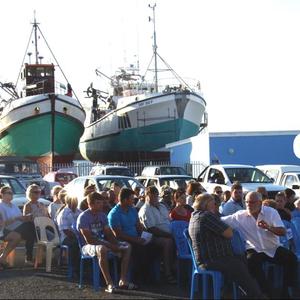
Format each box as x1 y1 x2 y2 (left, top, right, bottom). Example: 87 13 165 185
216 191 223 194
3 191 13 195
31 190 41 194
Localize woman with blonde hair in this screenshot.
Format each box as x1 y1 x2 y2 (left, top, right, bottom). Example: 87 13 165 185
47 185 64 220
23 184 48 218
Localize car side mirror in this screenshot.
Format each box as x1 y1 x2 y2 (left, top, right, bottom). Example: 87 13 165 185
198 176 203 182
292 184 300 190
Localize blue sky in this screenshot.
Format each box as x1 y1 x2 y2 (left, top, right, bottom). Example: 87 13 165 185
1 0 300 132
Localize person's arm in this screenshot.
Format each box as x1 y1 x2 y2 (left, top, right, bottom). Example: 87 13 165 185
110 226 145 245
23 202 32 216
136 219 145 235
147 226 173 238
206 212 233 239
222 227 233 239
63 229 75 239
79 227 119 251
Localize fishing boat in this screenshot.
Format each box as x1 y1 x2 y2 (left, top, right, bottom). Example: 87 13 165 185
79 4 207 162
0 16 86 166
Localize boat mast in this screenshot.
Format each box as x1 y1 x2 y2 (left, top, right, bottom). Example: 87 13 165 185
32 11 39 64
149 3 158 92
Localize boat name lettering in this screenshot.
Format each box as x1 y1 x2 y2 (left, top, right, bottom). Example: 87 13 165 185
138 100 153 107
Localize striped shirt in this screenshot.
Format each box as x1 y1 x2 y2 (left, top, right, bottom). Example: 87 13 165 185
189 210 233 265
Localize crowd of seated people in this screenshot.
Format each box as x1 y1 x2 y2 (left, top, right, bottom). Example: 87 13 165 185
3 176 300 298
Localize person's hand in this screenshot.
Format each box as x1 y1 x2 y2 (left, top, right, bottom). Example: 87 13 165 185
257 219 269 230
22 214 33 222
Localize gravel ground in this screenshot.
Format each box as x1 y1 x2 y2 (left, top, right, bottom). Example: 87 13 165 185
0 266 190 299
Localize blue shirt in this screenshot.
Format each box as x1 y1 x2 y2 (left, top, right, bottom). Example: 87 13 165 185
108 204 139 237
219 198 244 216
76 209 108 246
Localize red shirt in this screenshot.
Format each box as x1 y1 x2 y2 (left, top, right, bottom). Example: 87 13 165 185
169 208 191 222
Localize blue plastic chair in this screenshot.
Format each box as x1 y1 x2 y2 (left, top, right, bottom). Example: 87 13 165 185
231 229 246 255
170 221 191 286
58 244 73 280
264 219 299 289
72 224 118 291
183 228 237 300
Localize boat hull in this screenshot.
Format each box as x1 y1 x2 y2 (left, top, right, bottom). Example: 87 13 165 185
0 94 85 164
80 90 206 162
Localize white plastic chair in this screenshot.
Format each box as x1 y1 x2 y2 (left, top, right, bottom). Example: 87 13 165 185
34 216 60 272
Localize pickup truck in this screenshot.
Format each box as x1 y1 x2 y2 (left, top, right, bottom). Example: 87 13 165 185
197 164 285 198
256 165 300 197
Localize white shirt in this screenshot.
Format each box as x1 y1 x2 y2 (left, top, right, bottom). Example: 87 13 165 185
0 201 23 231
48 202 64 221
138 202 171 233
221 205 284 257
56 207 82 242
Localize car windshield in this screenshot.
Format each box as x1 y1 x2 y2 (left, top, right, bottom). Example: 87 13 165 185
105 168 133 176
96 177 143 191
159 167 187 175
55 173 77 183
159 177 191 190
0 161 40 175
0 178 26 194
224 167 273 183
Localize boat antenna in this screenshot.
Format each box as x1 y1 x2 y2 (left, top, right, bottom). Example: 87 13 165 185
33 11 39 64
149 3 158 92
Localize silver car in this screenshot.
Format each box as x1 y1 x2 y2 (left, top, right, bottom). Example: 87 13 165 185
65 175 145 206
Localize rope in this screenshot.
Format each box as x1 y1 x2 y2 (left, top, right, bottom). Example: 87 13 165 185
15 26 34 88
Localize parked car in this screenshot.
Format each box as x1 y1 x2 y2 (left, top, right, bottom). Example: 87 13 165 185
65 175 144 206
0 175 50 210
89 165 134 177
197 164 285 198
141 165 188 176
136 175 194 193
257 164 300 197
43 170 78 188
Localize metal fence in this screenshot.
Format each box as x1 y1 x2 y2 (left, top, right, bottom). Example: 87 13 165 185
39 160 208 178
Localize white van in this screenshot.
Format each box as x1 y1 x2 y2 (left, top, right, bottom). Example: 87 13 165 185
256 164 300 197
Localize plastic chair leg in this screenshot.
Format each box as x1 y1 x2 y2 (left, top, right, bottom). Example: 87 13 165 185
190 273 196 300
79 259 84 289
92 258 100 291
45 245 54 272
34 245 43 269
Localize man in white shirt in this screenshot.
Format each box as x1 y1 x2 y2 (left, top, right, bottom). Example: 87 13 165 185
222 191 297 298
138 186 176 284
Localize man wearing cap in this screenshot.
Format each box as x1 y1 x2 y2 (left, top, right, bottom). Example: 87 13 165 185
159 185 173 211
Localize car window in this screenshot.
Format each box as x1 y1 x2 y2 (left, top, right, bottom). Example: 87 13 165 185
264 169 279 182
0 178 25 194
96 178 142 191
207 168 224 184
224 168 273 183
148 179 158 187
283 175 297 188
160 167 187 175
105 168 133 176
159 177 191 190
